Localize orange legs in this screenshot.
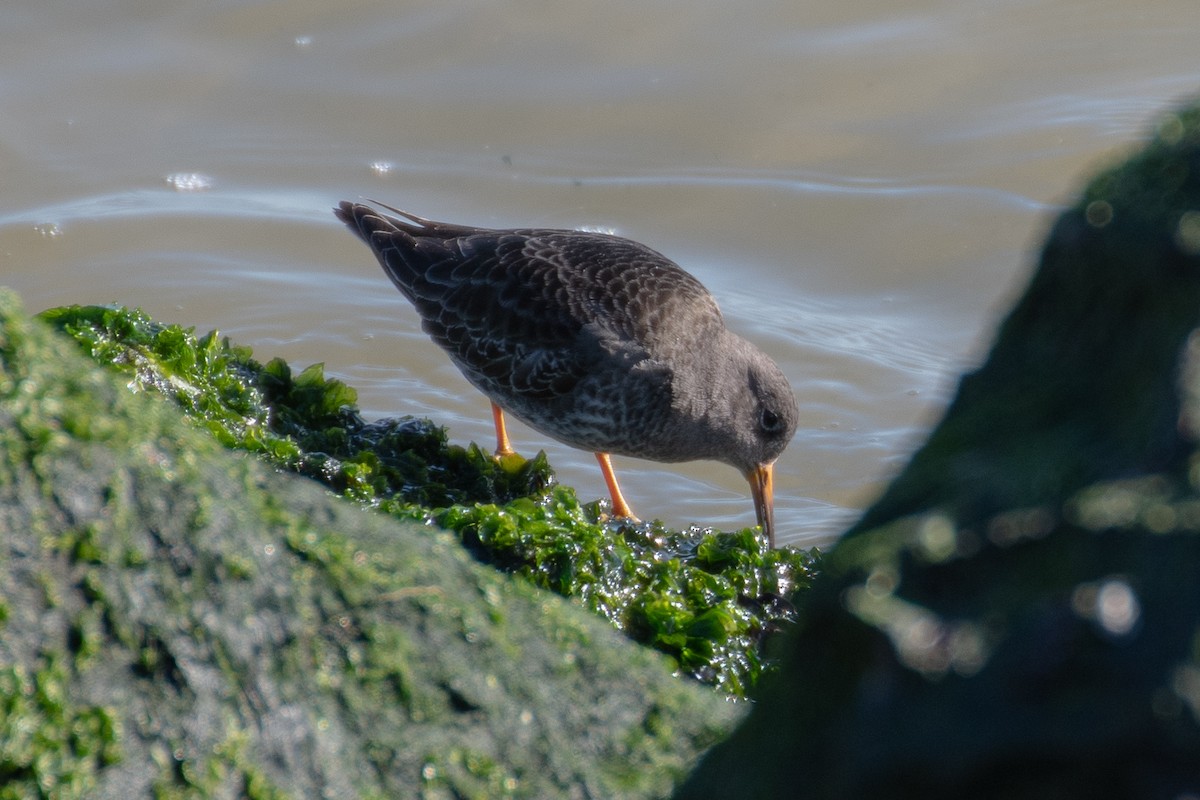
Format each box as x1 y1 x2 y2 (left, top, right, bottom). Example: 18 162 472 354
490 402 637 522
595 452 638 521
490 401 515 457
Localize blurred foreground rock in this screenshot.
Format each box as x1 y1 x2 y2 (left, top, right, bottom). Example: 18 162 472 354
0 289 734 798
678 102 1200 797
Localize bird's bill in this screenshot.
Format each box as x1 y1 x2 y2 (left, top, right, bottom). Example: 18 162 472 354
745 462 776 548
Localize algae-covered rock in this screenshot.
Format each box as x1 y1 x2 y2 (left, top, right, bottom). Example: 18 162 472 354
678 102 1200 798
0 289 735 798
40 303 815 700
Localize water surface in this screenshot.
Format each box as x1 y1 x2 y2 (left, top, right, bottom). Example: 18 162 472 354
3 0 1197 546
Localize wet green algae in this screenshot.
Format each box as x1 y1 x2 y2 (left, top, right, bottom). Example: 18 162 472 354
1 289 738 798
38 303 817 699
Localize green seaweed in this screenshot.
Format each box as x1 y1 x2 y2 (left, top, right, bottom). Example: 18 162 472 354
149 727 290 800
41 304 818 697
0 656 122 800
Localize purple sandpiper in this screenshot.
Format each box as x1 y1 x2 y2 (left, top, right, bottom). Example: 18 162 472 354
335 200 798 546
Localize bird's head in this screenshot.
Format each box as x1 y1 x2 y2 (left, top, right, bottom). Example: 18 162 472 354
706 338 798 547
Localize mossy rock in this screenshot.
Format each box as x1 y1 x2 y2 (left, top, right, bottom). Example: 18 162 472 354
678 101 1200 798
38 303 817 700
0 289 735 798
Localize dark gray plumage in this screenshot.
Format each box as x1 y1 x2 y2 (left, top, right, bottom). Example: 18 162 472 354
335 200 797 545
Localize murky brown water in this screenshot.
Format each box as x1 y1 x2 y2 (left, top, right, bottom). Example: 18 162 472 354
2 1 1197 546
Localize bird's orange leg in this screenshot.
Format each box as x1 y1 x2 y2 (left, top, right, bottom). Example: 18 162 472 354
595 452 638 521
491 401 515 457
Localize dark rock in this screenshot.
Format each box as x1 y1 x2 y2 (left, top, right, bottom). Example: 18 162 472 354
678 102 1200 798
0 289 735 798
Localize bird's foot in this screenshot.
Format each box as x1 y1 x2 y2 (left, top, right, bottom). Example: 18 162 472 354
491 448 527 474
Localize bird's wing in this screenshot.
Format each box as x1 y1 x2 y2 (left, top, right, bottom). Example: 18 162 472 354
337 202 724 402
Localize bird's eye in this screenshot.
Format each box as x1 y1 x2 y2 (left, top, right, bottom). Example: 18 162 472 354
759 407 782 434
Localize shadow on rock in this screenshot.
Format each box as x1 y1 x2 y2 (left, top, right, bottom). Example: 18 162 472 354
679 100 1200 799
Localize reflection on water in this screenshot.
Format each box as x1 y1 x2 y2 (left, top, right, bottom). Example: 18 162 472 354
2 0 1197 546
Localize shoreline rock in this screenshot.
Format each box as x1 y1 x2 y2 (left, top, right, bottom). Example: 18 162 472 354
0 289 735 798
677 101 1200 798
